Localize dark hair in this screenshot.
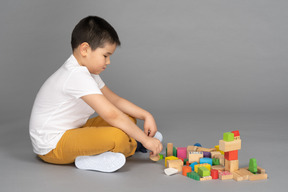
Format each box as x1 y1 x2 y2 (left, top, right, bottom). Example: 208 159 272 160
71 16 121 51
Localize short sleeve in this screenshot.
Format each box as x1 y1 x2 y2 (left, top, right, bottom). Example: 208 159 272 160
63 68 103 99
91 74 105 89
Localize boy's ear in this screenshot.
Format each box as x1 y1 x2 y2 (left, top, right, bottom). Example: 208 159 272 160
79 42 90 57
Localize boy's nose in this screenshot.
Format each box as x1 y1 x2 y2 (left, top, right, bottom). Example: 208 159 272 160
106 57 111 65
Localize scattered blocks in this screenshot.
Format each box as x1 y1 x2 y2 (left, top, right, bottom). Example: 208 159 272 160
160 130 267 182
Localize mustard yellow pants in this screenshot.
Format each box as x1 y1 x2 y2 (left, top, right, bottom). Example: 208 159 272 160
38 116 137 164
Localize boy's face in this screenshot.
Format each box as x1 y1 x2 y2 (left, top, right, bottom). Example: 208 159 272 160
81 43 117 75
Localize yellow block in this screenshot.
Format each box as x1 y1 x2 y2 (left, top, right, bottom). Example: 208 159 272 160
165 156 178 167
215 145 224 155
194 163 211 173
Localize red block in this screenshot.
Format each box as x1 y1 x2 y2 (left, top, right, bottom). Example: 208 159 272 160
231 130 240 137
224 150 238 160
211 169 219 179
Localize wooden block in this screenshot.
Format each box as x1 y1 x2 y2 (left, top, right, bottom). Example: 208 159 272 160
224 150 238 160
200 176 212 181
167 143 173 157
249 173 268 181
219 139 241 152
194 163 211 173
197 147 216 152
237 168 254 180
167 159 183 172
225 159 239 172
150 154 160 161
211 151 221 158
177 147 187 159
214 154 225 166
182 165 192 176
219 171 233 180
243 166 266 174
232 171 244 181
223 132 234 142
211 165 225 171
187 145 198 152
165 156 178 167
188 151 203 163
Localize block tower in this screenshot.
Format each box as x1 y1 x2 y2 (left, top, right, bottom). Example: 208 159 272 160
219 130 241 172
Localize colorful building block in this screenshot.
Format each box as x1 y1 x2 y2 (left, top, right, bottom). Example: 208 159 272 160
187 172 200 181
219 139 241 152
194 143 202 147
214 145 224 155
165 156 178 167
188 151 203 163
223 132 234 142
200 158 213 166
167 159 183 172
203 151 211 158
166 143 173 157
198 167 210 177
248 158 258 174
189 162 198 171
194 163 211 173
182 165 192 176
211 169 219 179
212 158 220 165
224 150 238 160
225 159 239 172
219 171 233 180
177 147 187 159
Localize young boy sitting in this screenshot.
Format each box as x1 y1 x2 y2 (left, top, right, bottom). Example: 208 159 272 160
29 16 163 172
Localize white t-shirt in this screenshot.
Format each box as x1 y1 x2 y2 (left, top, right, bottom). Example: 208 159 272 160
29 55 105 155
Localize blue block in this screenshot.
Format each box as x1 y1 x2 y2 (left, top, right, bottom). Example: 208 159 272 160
194 143 202 147
189 162 198 171
199 158 213 166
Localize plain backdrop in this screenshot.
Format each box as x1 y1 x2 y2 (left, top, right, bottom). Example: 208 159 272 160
0 0 287 192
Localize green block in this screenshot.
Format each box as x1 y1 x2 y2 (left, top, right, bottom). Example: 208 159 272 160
159 154 164 160
212 158 220 165
223 132 234 142
184 158 189 165
173 147 177 157
198 167 210 177
249 158 258 174
187 172 200 181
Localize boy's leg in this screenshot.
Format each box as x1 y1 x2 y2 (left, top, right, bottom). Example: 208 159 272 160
38 126 137 165
83 115 137 127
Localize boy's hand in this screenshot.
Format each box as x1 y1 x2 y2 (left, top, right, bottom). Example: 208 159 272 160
142 137 163 156
144 114 157 137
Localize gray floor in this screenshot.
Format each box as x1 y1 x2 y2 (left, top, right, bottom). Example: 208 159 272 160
0 111 286 192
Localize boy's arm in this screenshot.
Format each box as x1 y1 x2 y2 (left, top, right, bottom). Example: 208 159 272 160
81 94 162 155
101 85 158 137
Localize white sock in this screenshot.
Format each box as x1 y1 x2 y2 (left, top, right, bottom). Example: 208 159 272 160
75 152 126 172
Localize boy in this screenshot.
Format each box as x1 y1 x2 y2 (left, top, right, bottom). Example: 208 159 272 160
29 16 163 172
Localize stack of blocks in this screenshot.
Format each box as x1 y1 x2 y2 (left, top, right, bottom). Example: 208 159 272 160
162 130 268 182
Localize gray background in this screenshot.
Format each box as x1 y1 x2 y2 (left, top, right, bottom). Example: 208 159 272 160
0 0 287 191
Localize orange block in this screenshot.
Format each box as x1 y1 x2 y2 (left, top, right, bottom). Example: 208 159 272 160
182 165 192 176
